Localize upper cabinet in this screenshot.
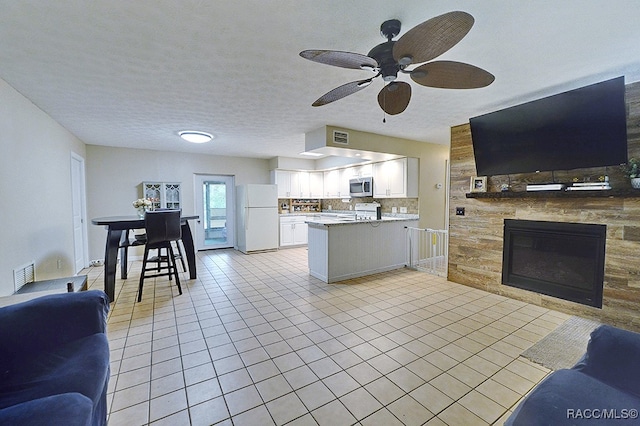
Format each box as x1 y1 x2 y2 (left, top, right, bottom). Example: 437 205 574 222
272 170 323 198
273 157 417 200
308 172 324 198
323 169 342 198
142 182 181 209
372 158 419 198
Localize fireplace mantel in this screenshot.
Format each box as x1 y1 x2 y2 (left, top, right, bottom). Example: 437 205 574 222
466 189 640 199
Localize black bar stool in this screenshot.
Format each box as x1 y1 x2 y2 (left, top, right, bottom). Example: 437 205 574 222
137 210 183 302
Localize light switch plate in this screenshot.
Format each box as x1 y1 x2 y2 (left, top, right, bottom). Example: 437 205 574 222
391 207 397 214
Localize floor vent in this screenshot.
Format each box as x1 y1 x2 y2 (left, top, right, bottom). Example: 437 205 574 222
333 130 349 145
14 261 35 293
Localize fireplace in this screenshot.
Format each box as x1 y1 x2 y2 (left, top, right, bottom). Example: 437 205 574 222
502 219 606 308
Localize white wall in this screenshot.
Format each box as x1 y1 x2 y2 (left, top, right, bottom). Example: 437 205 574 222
0 78 86 296
85 145 271 260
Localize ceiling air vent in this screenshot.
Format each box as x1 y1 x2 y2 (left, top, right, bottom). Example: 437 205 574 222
333 130 349 145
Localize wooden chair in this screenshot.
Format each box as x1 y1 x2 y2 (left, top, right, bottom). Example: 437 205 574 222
137 210 183 302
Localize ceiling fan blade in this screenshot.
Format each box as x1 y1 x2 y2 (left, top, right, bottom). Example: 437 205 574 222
410 61 495 89
393 11 474 65
377 81 411 115
312 79 373 106
300 50 378 70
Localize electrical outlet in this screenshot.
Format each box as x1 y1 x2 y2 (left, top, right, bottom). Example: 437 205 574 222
400 207 408 213
456 207 465 216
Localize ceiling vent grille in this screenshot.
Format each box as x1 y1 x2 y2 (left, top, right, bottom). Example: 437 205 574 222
14 261 35 293
333 130 349 145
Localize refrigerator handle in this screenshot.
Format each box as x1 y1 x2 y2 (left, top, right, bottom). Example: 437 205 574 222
245 207 249 231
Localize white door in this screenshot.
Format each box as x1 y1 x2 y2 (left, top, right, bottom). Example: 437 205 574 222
194 174 235 250
70 153 88 273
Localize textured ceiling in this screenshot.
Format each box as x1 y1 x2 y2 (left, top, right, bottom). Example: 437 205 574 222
1 1 640 159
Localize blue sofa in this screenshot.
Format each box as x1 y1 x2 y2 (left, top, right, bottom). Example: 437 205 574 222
0 290 110 426
506 324 640 425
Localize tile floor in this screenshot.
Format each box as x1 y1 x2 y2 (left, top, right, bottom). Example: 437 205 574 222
85 247 569 426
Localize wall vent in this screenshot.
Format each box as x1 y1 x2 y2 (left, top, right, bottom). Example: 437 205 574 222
14 261 35 293
333 130 349 145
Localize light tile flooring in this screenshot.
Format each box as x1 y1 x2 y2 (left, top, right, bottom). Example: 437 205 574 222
84 247 570 426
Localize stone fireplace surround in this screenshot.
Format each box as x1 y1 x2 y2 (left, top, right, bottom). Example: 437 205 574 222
448 80 640 331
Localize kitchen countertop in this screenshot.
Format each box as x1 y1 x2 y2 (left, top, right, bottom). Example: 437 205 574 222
305 215 419 226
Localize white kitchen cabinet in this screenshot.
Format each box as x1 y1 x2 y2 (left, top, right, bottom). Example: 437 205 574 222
280 215 308 247
273 170 302 198
323 169 341 198
272 170 323 198
308 171 324 198
273 170 292 198
350 164 373 178
372 157 418 198
338 168 351 198
293 220 308 245
298 172 310 198
142 182 181 209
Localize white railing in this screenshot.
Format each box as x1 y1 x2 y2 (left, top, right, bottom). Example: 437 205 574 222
406 227 448 277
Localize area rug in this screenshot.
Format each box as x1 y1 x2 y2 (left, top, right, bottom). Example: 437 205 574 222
521 316 601 371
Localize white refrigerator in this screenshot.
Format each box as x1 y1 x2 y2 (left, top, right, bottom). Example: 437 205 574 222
236 184 279 253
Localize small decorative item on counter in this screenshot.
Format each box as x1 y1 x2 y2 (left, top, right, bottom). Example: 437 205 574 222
500 183 509 192
621 158 640 189
133 198 152 218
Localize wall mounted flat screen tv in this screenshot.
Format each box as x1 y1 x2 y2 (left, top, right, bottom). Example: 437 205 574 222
470 76 628 176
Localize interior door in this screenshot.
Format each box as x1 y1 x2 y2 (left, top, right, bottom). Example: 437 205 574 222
70 153 88 272
194 174 235 250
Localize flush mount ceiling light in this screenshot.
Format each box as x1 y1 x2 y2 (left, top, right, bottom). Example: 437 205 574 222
178 130 213 143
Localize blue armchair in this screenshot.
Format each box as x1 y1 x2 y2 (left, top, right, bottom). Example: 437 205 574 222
506 324 640 425
0 290 110 426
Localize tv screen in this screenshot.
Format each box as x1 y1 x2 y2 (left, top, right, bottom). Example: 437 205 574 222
470 76 628 176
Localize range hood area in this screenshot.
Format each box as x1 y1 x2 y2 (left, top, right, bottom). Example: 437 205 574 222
270 125 450 231
301 125 416 167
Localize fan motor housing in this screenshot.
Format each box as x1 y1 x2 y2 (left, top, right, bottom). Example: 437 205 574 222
368 41 398 82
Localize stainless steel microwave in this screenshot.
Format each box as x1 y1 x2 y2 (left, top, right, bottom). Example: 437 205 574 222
349 177 373 197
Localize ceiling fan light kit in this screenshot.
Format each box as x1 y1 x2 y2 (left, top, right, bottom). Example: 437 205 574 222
300 11 495 115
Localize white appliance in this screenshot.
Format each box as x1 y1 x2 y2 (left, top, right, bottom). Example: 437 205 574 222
236 184 279 253
355 202 382 220
349 177 373 197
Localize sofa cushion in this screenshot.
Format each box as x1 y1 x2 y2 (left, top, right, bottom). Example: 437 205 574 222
506 369 640 425
573 324 640 398
0 291 109 367
0 332 109 411
0 393 93 426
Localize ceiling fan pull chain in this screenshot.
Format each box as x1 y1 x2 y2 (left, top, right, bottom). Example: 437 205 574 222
382 85 387 123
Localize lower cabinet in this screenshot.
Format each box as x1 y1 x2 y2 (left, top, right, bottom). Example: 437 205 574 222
280 216 308 247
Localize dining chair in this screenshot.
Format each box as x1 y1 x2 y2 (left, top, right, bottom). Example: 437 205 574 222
137 210 183 302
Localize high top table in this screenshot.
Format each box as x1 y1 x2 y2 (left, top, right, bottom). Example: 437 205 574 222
91 215 198 302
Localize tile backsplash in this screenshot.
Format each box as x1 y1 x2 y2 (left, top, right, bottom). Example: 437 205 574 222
321 197 418 214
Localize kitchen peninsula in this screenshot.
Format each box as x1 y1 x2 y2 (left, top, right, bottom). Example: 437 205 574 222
306 215 418 283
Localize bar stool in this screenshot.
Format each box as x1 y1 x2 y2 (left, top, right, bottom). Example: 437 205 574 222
153 208 187 272
137 210 183 302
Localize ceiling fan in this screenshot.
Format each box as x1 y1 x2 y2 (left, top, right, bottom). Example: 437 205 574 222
300 11 495 116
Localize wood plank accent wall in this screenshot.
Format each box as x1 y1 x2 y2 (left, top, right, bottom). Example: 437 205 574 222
448 80 640 330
